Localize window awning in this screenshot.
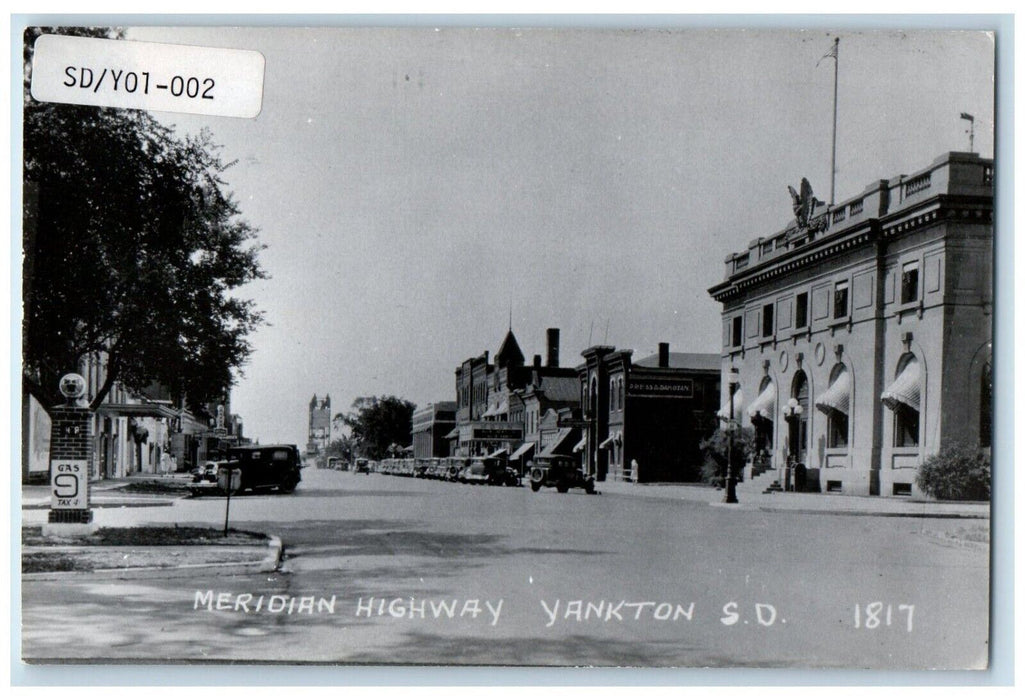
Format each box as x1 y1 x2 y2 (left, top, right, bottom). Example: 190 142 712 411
540 428 574 457
572 437 587 453
443 427 460 440
482 399 508 418
598 431 622 449
96 402 179 419
716 389 744 420
816 370 851 414
510 442 535 460
488 447 508 459
747 383 775 420
882 360 921 411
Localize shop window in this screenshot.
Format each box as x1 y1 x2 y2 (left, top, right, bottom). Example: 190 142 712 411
795 292 809 328
731 316 743 347
892 483 912 497
901 261 920 304
761 303 774 337
833 280 849 319
894 404 919 447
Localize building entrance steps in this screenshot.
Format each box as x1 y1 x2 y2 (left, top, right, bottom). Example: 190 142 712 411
738 466 784 495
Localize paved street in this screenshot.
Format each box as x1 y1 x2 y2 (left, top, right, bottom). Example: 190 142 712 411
21 468 989 668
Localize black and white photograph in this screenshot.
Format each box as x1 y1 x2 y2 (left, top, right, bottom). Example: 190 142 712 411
15 20 1001 673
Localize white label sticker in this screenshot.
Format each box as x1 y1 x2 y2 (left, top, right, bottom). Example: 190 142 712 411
30 34 265 119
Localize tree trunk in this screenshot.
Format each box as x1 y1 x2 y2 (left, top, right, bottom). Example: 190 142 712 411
89 354 120 411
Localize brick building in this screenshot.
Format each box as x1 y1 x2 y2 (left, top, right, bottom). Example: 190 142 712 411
708 152 993 497
577 343 720 483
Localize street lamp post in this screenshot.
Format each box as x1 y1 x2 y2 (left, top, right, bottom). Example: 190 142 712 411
724 367 740 504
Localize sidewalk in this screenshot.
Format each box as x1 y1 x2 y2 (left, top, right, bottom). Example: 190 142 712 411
22 473 191 509
595 479 990 518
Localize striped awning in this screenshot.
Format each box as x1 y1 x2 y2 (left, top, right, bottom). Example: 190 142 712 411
816 370 851 414
747 383 775 420
881 360 921 411
716 389 744 420
510 442 535 460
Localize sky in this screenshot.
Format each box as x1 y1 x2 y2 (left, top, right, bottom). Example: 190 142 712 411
121 25 995 446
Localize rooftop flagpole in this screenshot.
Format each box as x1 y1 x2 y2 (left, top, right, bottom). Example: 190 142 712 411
818 37 840 206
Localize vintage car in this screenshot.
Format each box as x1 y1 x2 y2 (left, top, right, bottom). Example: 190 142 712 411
354 458 370 474
528 454 596 494
481 458 520 486
222 444 303 493
458 461 489 484
191 460 219 484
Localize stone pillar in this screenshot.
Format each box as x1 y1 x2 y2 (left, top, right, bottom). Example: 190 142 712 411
44 404 95 533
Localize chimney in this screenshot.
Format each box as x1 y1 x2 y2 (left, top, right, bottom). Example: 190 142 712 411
658 342 669 368
546 328 560 367
533 354 542 368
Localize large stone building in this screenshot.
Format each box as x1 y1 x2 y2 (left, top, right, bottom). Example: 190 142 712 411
708 151 993 497
577 343 720 483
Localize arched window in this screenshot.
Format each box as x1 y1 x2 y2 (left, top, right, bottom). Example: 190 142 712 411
882 354 920 448
618 378 624 409
788 370 809 462
610 378 617 411
822 364 850 449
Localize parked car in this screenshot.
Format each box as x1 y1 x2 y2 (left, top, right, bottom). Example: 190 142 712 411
481 458 520 486
459 461 490 484
354 458 370 474
223 444 303 493
191 461 219 483
529 455 596 494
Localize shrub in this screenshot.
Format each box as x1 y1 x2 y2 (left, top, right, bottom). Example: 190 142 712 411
916 442 991 501
699 426 755 486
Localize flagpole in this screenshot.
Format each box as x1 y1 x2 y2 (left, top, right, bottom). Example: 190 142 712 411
829 37 839 206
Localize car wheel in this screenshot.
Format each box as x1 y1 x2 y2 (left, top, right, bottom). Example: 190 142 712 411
585 479 596 495
556 482 569 493
530 481 542 492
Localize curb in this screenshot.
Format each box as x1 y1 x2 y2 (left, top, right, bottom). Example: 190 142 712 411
22 535 283 582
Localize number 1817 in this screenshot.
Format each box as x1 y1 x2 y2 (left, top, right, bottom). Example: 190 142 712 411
853 602 914 631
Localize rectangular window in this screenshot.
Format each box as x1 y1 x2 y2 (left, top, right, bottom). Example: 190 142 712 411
731 316 743 347
828 412 849 448
761 303 774 337
895 405 920 447
833 281 849 319
901 261 920 304
795 292 809 328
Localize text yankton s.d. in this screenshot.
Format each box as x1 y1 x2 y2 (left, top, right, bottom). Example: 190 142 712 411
193 592 916 633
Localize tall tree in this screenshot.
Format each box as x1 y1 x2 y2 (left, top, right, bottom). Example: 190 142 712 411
22 27 265 411
339 396 416 460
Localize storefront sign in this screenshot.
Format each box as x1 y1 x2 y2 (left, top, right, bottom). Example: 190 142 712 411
627 378 694 398
472 428 521 441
